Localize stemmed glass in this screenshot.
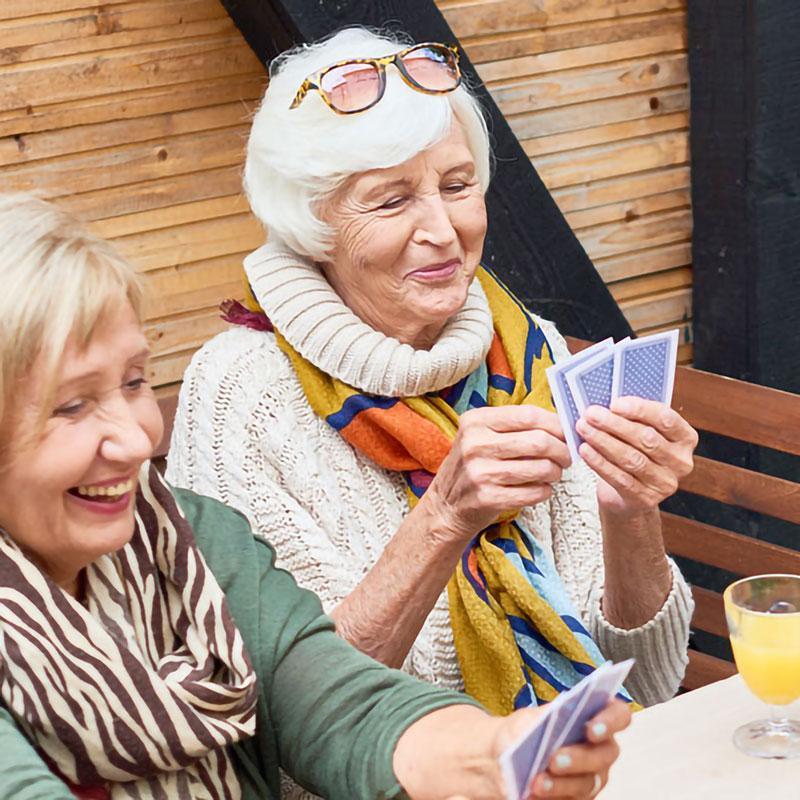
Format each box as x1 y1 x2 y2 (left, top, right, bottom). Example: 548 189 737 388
724 574 800 758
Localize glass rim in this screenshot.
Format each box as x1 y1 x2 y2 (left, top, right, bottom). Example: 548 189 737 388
724 573 800 616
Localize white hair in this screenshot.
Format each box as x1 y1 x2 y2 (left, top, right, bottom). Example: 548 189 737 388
244 27 492 260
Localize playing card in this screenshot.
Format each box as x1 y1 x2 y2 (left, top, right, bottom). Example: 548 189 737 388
548 659 634 755
524 680 592 789
498 660 635 800
522 703 564 797
546 338 614 463
565 337 628 415
611 329 679 404
499 706 556 800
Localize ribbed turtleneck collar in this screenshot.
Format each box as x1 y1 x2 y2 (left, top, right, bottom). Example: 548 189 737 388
243 243 495 397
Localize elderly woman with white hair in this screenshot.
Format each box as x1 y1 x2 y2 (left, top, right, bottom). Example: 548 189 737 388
0 193 631 800
169 23 696 753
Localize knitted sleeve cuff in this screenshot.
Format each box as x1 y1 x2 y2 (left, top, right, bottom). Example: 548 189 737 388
588 558 694 707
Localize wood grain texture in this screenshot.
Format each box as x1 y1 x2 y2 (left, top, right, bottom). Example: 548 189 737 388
0 0 266 392
680 457 800 525
690 586 727 639
672 367 800 456
683 650 737 690
662 512 800 576
3 0 693 393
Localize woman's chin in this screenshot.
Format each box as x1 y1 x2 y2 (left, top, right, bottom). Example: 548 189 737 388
66 506 137 563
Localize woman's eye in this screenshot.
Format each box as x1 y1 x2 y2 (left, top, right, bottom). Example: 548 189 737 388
124 377 148 392
378 196 406 210
444 182 467 193
53 400 86 418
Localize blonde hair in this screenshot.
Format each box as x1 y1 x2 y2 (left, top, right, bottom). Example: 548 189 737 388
0 194 142 428
245 27 492 260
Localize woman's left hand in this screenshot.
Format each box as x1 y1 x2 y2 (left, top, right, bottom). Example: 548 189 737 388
575 396 698 516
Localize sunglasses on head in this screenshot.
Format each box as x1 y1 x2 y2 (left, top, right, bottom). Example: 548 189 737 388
289 42 462 115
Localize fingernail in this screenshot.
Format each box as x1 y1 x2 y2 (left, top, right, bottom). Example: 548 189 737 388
592 722 608 738
541 776 554 794
555 753 572 769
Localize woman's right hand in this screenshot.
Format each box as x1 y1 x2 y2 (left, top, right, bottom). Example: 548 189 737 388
426 406 571 541
395 699 631 800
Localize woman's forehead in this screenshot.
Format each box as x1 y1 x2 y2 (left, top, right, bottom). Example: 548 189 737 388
347 129 475 191
56 306 148 386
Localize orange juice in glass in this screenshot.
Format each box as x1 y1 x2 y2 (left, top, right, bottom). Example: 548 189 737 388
724 574 800 758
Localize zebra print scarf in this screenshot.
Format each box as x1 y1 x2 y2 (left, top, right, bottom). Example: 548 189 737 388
0 463 258 799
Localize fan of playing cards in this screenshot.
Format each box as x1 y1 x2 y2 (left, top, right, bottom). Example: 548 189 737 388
499 659 634 800
546 329 680 465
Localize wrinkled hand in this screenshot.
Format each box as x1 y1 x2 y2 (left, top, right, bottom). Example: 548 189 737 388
498 699 631 800
575 397 698 516
427 406 571 540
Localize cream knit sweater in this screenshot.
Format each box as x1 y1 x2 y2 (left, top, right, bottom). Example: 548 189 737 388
167 245 693 714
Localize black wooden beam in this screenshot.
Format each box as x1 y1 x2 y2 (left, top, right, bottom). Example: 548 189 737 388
220 0 632 342
689 1 800 396
672 1 800 663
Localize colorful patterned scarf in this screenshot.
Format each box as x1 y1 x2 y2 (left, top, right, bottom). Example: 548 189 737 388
272 266 623 715
0 464 258 799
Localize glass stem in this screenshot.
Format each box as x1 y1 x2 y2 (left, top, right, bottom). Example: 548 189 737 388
769 705 787 732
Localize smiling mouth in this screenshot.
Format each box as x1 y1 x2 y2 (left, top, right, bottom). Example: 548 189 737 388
408 259 461 280
67 478 135 504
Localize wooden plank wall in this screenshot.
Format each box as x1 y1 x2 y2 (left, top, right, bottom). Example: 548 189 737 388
439 0 693 361
0 0 692 400
0 0 267 394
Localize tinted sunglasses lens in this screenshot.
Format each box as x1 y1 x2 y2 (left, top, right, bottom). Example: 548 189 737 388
320 62 382 112
401 45 459 91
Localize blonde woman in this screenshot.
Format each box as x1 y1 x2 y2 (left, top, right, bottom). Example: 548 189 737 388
0 193 629 800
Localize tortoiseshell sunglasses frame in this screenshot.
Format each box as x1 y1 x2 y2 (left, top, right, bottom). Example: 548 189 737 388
289 42 462 114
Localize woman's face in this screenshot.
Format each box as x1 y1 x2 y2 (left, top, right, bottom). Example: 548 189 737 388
0 302 163 593
320 124 488 348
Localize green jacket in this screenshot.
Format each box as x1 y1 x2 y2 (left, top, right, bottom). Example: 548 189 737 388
0 489 476 799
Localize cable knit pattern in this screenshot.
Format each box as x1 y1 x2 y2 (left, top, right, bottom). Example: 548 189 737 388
167 254 693 797
244 244 495 397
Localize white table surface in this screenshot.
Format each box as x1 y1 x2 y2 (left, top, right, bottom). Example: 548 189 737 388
602 676 800 799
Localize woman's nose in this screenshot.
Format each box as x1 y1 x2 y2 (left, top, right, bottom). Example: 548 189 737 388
98 400 155 465
414 196 458 247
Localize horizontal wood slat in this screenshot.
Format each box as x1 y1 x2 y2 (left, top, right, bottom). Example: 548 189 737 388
672 368 800 456
683 649 737 690
0 36 261 112
662 512 800 575
0 2 231 65
490 54 688 118
0 75 265 139
439 0 685 40
680 456 800 526
462 9 686 64
511 86 688 143
477 31 686 84
690 585 727 639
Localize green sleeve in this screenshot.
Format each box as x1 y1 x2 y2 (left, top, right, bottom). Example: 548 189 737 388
178 488 483 800
0 707 74 799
